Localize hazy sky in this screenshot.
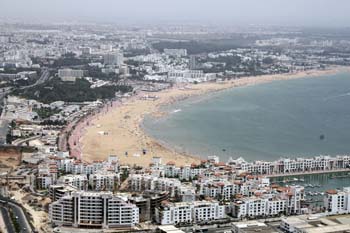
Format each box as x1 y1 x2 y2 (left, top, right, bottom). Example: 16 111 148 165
0 0 349 27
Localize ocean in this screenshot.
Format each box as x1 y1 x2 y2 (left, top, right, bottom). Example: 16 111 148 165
143 72 350 162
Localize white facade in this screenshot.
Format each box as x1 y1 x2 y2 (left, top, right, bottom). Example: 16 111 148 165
324 187 350 214
232 155 350 176
232 186 304 219
50 191 139 229
89 171 119 191
128 174 181 197
57 174 88 190
58 69 83 78
155 201 225 225
164 49 187 57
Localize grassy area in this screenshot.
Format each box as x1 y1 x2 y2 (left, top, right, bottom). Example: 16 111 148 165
13 77 132 104
33 107 61 119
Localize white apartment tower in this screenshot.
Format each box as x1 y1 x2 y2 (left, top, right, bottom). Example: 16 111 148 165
104 51 124 66
50 191 139 229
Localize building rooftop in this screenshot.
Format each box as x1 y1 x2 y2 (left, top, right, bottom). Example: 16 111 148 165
233 221 278 233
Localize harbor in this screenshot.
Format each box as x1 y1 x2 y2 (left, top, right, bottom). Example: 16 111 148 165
271 171 350 207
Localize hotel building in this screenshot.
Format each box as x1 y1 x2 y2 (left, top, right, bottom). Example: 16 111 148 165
50 191 139 229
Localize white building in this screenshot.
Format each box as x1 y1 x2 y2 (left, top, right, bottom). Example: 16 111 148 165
324 187 350 215
58 69 84 82
128 174 181 197
155 200 225 225
103 52 124 66
231 186 304 219
167 70 211 83
164 49 187 57
89 171 119 191
50 191 139 229
57 174 88 190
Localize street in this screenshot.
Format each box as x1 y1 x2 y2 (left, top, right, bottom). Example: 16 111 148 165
0 205 16 233
0 198 33 233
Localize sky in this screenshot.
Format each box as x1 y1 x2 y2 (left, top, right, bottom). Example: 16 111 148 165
0 0 349 27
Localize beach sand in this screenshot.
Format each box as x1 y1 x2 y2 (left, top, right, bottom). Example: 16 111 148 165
80 67 348 167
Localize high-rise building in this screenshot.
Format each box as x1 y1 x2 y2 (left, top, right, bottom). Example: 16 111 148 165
189 55 197 70
103 51 124 66
49 191 139 229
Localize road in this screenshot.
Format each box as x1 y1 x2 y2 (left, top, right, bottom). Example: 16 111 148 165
58 117 80 152
12 135 41 146
20 69 50 90
0 205 16 233
0 198 33 233
0 68 50 145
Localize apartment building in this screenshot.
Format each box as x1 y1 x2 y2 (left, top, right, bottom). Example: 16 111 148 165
128 174 181 197
324 187 350 214
57 174 88 190
231 186 304 219
89 171 120 191
50 191 139 229
231 155 350 176
155 200 225 225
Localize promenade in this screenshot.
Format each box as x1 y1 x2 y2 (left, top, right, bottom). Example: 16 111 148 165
266 168 350 178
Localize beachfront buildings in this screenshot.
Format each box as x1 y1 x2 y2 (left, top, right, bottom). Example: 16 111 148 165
167 70 216 83
197 176 270 200
89 171 120 191
324 187 350 215
231 186 305 219
128 174 182 197
230 155 350 175
49 191 139 229
155 200 225 225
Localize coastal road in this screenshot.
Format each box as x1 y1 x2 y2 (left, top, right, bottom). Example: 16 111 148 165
58 117 80 152
0 198 33 233
0 205 16 233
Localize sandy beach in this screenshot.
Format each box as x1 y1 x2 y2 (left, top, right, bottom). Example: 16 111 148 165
79 67 348 167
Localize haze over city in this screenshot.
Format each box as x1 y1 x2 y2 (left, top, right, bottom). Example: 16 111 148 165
0 0 350 26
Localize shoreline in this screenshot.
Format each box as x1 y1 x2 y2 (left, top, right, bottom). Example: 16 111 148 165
79 66 349 167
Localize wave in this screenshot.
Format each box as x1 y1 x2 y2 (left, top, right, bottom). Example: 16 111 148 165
172 109 182 113
324 92 350 101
